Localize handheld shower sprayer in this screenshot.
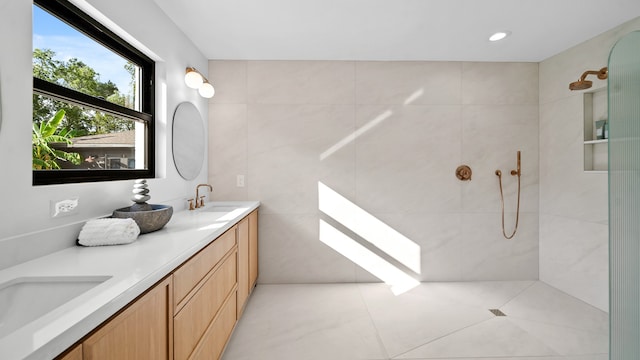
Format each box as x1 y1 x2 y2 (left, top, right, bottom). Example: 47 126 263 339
495 151 522 239
510 151 521 176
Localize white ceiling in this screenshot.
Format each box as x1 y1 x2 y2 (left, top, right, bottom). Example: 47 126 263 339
153 0 640 62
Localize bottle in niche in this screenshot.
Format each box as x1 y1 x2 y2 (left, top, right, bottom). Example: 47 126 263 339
595 119 607 140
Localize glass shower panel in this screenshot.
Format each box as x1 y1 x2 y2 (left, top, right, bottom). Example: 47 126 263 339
609 30 640 360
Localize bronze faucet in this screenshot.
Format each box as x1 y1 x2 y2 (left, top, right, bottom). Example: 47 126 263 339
192 184 213 209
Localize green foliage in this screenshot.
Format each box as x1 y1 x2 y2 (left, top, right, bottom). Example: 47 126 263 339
32 109 82 170
32 48 136 136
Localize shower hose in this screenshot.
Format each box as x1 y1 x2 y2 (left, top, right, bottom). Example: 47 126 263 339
496 169 521 239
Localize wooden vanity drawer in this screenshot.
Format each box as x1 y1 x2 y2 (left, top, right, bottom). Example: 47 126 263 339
173 228 236 309
190 291 237 360
174 251 237 360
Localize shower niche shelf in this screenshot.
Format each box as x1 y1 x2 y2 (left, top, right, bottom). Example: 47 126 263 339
583 86 608 172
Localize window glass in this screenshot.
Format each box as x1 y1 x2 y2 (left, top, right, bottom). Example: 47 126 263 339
32 0 154 185
32 5 139 110
33 94 146 170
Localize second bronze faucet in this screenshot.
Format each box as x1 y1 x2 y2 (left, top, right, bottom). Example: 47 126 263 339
189 184 213 210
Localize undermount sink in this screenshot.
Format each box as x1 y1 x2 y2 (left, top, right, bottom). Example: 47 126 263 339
199 206 251 222
0 275 111 338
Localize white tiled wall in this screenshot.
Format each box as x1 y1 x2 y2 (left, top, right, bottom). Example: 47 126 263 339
208 60 539 283
538 17 640 312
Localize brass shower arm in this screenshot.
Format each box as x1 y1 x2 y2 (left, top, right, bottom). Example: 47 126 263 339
579 67 608 81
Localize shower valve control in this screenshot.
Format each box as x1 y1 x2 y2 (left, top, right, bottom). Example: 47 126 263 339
455 165 472 181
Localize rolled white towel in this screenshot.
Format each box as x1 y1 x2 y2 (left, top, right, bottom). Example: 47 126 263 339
78 218 141 247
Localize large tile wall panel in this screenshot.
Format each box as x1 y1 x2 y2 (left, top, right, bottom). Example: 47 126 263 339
258 213 358 283
353 212 464 283
539 214 608 311
247 104 355 215
459 213 539 281
247 61 355 105
462 62 538 105
354 104 463 214
208 103 248 201
209 60 539 284
208 60 247 104
461 104 539 214
355 61 461 105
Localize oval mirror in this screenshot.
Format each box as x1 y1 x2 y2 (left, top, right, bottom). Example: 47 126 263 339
172 102 205 180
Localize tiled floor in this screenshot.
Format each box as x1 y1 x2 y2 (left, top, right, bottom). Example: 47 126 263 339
222 281 608 360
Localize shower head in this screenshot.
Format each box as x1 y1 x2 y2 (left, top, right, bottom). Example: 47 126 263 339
569 67 608 91
569 79 593 90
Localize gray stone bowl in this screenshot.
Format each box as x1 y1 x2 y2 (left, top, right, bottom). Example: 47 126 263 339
112 204 173 234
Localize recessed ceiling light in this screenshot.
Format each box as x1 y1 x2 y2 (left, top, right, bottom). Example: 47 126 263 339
489 31 511 42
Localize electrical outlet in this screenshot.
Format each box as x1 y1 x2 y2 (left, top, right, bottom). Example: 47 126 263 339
237 175 245 187
51 197 79 218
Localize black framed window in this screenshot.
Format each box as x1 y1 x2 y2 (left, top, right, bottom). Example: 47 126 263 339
32 0 154 185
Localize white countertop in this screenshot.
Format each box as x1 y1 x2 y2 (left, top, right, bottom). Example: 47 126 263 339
0 201 259 360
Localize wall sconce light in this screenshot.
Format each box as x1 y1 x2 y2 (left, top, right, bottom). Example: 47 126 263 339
184 67 215 98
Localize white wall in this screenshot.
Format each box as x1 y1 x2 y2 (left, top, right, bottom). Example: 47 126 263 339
539 16 640 312
0 0 209 267
208 60 540 284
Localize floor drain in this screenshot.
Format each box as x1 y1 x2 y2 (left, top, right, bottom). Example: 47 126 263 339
489 309 506 316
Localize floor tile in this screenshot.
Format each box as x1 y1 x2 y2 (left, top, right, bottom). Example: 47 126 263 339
501 281 609 333
418 280 536 308
222 281 608 360
222 284 387 360
508 317 608 355
358 283 493 357
395 317 558 359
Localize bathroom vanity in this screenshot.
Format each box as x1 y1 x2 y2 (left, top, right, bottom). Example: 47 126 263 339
0 201 259 360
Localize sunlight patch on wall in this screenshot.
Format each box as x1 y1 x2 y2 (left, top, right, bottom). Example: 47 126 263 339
319 220 419 295
403 88 424 105
318 181 421 295
319 110 392 161
318 182 421 274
